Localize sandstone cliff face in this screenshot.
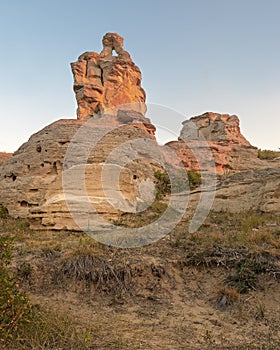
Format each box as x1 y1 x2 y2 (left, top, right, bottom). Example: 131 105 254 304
71 33 146 119
0 120 81 219
214 168 280 213
0 119 157 230
187 168 280 214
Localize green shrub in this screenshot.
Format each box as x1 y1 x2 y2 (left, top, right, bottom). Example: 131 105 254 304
0 235 32 343
154 170 171 200
0 236 89 348
225 257 267 293
154 169 201 199
187 170 202 190
0 205 9 219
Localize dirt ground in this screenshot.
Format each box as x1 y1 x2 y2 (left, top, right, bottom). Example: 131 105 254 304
1 211 279 349
10 220 279 350
28 269 279 350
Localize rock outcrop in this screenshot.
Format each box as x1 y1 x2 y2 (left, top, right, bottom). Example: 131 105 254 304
1 33 280 233
173 112 280 214
0 119 157 230
168 112 280 174
214 168 280 213
71 32 146 119
180 112 251 146
187 168 280 214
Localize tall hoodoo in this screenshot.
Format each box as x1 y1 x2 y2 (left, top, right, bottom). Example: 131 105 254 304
71 32 147 119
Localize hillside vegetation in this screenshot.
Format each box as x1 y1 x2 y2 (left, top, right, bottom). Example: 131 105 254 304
0 207 279 349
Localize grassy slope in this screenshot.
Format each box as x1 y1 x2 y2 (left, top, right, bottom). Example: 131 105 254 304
0 211 280 349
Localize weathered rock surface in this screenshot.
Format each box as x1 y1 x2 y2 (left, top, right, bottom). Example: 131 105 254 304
0 32 160 231
180 112 251 146
187 168 280 214
167 111 280 216
71 32 147 119
214 168 280 213
168 112 280 174
0 119 158 230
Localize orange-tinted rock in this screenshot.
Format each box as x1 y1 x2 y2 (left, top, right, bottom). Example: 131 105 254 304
71 33 146 120
179 112 251 146
0 152 13 164
168 112 280 174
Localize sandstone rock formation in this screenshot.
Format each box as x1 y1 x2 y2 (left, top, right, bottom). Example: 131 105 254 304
168 112 280 174
71 32 146 119
187 168 280 214
171 112 280 214
0 32 160 231
213 168 280 213
1 33 280 233
0 119 157 230
180 112 251 146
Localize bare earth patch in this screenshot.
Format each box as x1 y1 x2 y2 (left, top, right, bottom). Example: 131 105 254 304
1 211 280 349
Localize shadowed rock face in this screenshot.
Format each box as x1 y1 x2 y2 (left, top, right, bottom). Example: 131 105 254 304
71 32 147 119
187 168 280 214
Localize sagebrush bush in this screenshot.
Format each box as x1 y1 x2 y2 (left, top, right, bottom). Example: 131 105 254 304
0 235 90 348
215 286 239 308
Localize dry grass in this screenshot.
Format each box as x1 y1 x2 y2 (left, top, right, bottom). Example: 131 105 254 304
172 211 280 250
14 306 92 350
214 286 240 308
55 252 133 296
0 210 280 349
258 149 280 160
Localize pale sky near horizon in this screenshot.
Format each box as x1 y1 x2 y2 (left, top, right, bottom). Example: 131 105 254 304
0 0 279 152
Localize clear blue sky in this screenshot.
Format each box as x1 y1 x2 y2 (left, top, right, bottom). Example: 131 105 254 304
1 0 279 152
